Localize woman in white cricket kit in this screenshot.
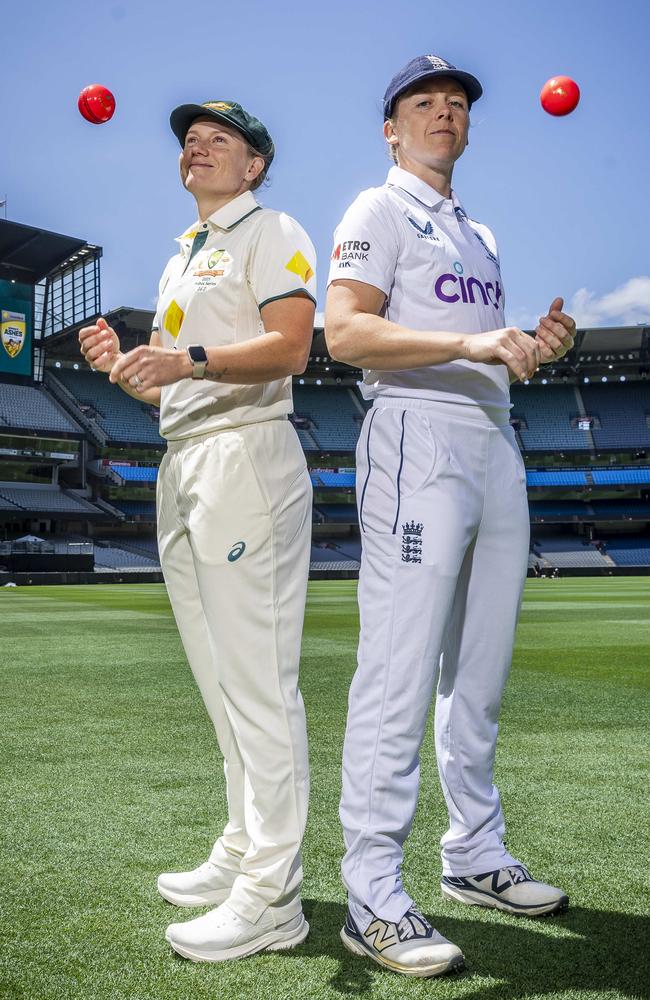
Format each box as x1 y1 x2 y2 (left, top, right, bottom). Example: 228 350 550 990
79 98 317 962
325 55 577 978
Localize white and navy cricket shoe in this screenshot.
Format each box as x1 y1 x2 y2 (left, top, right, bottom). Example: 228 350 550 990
340 905 464 978
441 864 569 917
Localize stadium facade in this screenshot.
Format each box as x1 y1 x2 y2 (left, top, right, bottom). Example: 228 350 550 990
1 219 649 584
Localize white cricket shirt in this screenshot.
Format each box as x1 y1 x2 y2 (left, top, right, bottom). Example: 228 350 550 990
154 190 317 440
327 166 509 412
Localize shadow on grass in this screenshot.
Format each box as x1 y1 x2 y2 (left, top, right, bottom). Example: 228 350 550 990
300 899 650 999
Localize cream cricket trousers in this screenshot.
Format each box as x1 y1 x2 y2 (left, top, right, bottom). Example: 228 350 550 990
340 398 530 927
157 417 312 925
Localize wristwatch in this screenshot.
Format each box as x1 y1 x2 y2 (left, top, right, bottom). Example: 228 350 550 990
186 344 208 380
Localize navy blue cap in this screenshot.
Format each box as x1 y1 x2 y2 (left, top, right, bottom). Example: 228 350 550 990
383 55 483 119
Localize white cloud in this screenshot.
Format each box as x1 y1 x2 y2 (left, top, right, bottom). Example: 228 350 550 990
509 276 650 331
567 277 650 327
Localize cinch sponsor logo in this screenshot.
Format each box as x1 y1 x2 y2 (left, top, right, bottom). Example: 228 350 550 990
434 261 503 309
331 240 370 262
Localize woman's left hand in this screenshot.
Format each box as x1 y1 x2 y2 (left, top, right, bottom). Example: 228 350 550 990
109 345 190 391
535 297 577 364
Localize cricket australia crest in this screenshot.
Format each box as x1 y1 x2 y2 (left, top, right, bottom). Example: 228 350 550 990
401 520 423 563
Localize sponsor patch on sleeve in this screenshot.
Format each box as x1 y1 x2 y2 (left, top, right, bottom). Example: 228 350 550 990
163 300 185 339
285 250 314 284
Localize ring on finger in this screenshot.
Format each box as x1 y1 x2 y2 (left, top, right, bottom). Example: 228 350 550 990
132 373 143 388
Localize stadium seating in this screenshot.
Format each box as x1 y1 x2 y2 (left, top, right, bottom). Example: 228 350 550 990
581 383 650 449
316 503 358 523
591 468 650 485
529 501 595 520
529 499 650 520
602 537 650 566
293 387 361 451
112 499 156 518
310 470 356 488
52 369 164 446
511 384 591 451
93 543 160 571
526 470 588 487
534 535 611 567
110 465 158 482
0 383 81 434
0 485 102 515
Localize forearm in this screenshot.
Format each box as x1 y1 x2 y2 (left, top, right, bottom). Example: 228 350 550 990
200 330 308 384
327 311 467 371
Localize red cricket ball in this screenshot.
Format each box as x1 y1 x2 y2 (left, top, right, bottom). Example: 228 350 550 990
540 76 580 117
78 84 116 124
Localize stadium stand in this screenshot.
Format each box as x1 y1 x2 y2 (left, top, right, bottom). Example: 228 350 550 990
110 464 158 482
50 369 163 446
93 543 160 572
316 503 358 523
510 384 591 451
0 484 103 516
591 468 650 485
112 499 156 518
603 537 650 566
0 383 81 434
581 382 650 449
293 386 362 451
529 500 650 521
310 470 356 488
534 536 612 568
526 470 588 487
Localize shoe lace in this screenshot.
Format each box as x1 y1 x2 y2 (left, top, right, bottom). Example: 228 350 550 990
396 909 434 941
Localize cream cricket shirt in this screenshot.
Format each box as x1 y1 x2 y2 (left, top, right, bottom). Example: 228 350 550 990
327 166 510 412
154 190 317 440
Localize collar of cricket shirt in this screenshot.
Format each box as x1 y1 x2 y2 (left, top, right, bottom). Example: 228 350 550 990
176 190 262 254
387 165 466 215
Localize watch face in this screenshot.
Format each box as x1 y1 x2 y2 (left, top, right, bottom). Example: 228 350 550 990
188 345 208 364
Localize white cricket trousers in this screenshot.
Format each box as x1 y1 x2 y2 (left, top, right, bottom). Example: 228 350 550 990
157 418 312 925
340 397 530 927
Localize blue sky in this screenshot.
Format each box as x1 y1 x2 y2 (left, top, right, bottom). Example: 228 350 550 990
2 0 649 329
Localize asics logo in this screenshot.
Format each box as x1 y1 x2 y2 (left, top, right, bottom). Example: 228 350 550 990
227 541 246 562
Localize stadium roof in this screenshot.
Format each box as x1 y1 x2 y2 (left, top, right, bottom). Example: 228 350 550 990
0 219 94 284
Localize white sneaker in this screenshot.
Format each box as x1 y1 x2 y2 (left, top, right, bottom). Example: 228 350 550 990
340 906 464 978
166 902 309 962
441 864 569 917
157 861 236 907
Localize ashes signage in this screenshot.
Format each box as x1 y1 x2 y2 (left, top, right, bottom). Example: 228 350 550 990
0 280 33 377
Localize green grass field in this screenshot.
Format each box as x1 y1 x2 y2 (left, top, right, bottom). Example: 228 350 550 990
1 579 649 1000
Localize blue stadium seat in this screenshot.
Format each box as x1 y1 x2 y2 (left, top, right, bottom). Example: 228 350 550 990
111 465 158 482
0 485 102 514
293 387 362 451
53 369 164 446
591 468 650 485
310 470 356 488
511 385 591 451
581 383 650 449
602 537 650 566
0 383 81 434
526 470 588 487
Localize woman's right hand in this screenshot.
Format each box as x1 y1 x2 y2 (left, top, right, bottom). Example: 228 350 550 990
461 326 541 382
79 317 122 373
